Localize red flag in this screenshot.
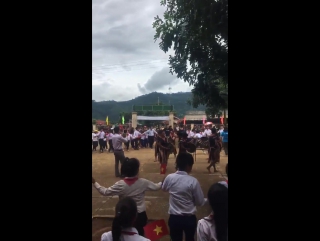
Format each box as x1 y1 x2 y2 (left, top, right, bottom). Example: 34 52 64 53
220 117 224 124
160 163 167 174
183 117 186 125
143 219 169 241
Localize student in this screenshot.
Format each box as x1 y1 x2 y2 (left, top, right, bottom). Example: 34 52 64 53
220 127 228 155
197 183 228 241
162 152 207 241
124 129 131 152
92 158 162 236
92 130 99 151
101 197 150 241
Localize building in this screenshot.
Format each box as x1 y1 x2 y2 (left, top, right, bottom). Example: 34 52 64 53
183 111 206 124
182 110 228 125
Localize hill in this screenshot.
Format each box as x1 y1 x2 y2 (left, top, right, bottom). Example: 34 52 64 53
92 92 205 121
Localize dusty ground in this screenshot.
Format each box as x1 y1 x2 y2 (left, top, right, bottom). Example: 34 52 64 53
92 146 228 241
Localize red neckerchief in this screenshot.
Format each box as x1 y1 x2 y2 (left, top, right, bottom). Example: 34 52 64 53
122 231 137 235
123 177 138 186
226 180 228 184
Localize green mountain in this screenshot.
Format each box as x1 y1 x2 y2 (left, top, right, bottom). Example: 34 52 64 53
92 92 205 121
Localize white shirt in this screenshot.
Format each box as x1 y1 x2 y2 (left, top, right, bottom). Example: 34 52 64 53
197 213 218 241
194 133 202 138
126 133 132 141
93 178 162 213
204 129 212 137
102 227 150 241
187 131 194 138
98 131 105 139
111 134 127 150
107 133 114 141
92 133 98 141
162 171 207 215
133 130 140 139
144 129 157 136
197 181 228 241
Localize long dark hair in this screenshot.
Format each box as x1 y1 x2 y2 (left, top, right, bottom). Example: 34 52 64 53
208 183 228 241
112 197 137 241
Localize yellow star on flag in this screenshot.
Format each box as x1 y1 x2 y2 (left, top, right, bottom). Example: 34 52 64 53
153 225 163 235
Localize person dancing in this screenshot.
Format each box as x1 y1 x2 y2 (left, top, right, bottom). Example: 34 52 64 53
207 129 222 173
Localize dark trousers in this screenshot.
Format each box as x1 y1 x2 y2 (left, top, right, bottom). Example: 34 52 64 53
134 139 139 150
223 142 228 155
148 136 155 148
141 139 146 147
102 140 107 150
168 215 197 241
114 150 126 177
98 139 104 152
92 141 98 150
134 211 148 236
131 140 135 148
125 141 130 150
108 140 114 152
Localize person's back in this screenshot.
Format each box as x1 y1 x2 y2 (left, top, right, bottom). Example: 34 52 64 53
220 127 228 155
163 172 204 215
220 131 228 142
113 178 161 213
93 158 162 236
162 153 206 241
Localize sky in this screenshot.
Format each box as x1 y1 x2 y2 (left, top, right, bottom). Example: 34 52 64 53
92 0 193 102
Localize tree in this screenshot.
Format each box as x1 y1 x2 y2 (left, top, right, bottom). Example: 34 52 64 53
92 119 97 124
153 0 228 115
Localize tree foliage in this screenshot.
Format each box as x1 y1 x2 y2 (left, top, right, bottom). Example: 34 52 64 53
153 0 228 115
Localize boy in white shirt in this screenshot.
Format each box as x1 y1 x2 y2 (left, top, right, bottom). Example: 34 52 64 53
162 152 207 241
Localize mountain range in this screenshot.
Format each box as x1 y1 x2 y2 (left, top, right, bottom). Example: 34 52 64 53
92 92 205 121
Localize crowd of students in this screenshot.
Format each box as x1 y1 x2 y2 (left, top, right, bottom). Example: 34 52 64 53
92 153 228 241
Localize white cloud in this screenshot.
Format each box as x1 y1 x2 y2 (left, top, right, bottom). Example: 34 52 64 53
92 0 192 101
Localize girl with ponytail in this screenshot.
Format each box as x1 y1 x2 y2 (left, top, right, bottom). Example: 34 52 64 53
197 183 228 241
101 197 150 241
92 157 163 236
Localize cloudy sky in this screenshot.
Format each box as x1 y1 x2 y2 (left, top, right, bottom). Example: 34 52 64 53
92 0 193 101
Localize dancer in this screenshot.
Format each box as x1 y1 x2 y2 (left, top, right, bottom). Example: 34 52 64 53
144 126 157 148
197 183 228 241
101 197 151 241
98 129 106 153
92 158 162 236
111 126 128 177
92 130 99 151
124 129 131 152
156 130 170 165
133 127 140 150
162 152 207 241
207 129 222 173
108 130 114 152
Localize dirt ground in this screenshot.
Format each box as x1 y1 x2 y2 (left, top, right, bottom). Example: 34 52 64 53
92 146 228 241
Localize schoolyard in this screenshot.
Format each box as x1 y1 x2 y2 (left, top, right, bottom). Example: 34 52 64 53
92 147 228 241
